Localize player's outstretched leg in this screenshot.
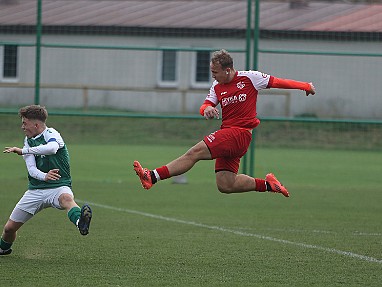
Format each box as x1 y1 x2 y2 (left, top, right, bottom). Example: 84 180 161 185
266 173 289 197
78 204 92 236
133 160 153 190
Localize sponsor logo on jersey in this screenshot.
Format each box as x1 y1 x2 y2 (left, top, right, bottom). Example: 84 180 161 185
237 81 245 89
238 93 247 102
220 91 227 95
262 73 268 78
221 94 247 107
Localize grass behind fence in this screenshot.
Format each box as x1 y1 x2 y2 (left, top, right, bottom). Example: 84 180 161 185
1 113 381 150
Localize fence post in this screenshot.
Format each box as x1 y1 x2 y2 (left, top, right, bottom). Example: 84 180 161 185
248 0 261 177
242 0 253 175
34 0 42 105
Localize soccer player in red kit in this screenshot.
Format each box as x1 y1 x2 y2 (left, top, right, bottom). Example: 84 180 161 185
134 49 315 197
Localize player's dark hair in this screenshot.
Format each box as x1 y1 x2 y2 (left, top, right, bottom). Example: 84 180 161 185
19 105 48 122
211 49 234 69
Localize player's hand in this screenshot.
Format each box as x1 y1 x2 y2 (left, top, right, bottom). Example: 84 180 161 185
45 169 61 181
3 147 23 155
204 106 220 120
306 82 316 96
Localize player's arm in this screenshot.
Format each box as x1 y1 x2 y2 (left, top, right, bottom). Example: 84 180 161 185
200 100 219 120
3 146 23 155
268 76 315 96
4 140 59 156
200 83 220 120
24 154 60 181
22 139 60 155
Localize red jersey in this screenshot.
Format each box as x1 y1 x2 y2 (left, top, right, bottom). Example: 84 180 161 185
204 70 271 129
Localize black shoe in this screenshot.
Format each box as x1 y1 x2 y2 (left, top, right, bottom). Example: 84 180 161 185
78 204 92 236
0 248 12 255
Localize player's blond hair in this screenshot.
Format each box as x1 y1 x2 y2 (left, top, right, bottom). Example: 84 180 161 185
211 49 234 69
19 105 48 122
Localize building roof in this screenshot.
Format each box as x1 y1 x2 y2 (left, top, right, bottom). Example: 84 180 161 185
0 0 381 33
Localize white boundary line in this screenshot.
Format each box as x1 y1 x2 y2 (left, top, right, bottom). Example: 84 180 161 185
235 227 382 237
81 200 382 264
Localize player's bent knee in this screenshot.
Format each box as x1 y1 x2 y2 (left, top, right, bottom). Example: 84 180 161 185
216 183 234 194
216 171 236 194
59 193 74 205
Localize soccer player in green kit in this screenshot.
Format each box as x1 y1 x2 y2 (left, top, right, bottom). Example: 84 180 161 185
0 105 92 255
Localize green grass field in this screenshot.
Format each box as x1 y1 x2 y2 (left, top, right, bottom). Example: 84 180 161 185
0 114 381 286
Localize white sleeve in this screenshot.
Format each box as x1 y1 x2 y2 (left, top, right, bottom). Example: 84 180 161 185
23 154 47 181
241 70 271 91
205 81 219 105
22 140 59 155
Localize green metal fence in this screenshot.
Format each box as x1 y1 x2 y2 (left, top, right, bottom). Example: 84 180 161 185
1 0 381 176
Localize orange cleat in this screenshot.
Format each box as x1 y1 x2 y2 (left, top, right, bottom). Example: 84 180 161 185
133 160 153 190
265 173 289 197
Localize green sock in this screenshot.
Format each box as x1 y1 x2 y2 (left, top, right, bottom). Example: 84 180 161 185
68 206 81 226
0 238 12 250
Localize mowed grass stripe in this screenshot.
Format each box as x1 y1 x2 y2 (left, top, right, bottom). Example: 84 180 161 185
78 200 382 265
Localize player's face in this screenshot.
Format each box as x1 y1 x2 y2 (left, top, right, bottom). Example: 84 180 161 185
210 62 229 84
21 117 40 138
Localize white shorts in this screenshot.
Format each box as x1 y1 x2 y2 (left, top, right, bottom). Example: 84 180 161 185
10 186 74 220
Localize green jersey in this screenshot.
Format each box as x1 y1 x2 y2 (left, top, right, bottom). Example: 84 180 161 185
23 127 72 190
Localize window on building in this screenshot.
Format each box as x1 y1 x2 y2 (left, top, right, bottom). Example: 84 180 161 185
161 50 176 82
195 51 210 83
158 50 178 87
3 45 18 79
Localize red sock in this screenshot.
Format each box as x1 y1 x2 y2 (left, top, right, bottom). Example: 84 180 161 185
155 165 171 180
255 178 267 192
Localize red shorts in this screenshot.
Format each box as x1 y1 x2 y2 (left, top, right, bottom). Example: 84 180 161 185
203 127 252 174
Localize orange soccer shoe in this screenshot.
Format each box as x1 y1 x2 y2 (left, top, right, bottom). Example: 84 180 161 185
133 160 153 190
265 173 289 197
